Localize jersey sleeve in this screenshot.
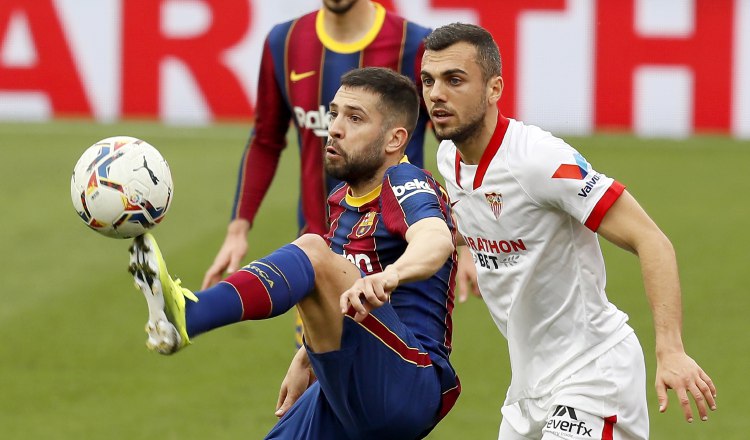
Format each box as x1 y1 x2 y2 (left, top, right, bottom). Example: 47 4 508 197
516 136 625 231
231 35 292 224
380 164 447 238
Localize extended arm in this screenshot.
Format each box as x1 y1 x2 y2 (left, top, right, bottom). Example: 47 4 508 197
597 190 717 422
340 216 454 321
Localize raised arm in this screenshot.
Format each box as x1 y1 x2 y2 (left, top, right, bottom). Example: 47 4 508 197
597 190 717 423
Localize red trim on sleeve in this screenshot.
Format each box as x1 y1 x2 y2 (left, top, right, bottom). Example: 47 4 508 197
584 181 625 231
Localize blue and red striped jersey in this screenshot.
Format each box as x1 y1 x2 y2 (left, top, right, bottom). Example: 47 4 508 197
325 161 459 397
232 4 431 236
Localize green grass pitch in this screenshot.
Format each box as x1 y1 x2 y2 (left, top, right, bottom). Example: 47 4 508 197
0 120 747 438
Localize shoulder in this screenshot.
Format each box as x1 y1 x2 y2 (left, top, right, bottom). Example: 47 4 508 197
267 11 316 43
506 119 578 175
383 161 430 183
383 9 431 36
327 181 348 204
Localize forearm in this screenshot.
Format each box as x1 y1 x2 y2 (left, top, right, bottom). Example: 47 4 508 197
389 217 454 284
638 234 685 356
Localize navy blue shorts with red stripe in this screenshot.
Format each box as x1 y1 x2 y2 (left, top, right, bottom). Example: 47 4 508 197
265 303 442 440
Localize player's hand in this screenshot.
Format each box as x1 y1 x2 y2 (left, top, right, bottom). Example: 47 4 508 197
340 266 399 322
655 351 717 423
275 347 316 418
202 219 250 289
456 247 480 302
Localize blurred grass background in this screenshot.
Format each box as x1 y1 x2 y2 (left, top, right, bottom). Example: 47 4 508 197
0 120 747 438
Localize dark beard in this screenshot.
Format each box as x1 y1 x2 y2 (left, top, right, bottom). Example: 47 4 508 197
436 116 484 145
324 0 358 15
325 136 384 187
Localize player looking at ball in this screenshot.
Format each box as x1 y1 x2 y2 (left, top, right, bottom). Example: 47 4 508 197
420 23 717 439
128 67 460 440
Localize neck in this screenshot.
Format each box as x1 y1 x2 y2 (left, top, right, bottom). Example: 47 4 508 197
348 155 400 197
455 107 499 165
323 1 376 42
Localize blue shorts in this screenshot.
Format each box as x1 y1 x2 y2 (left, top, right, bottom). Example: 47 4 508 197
265 303 442 440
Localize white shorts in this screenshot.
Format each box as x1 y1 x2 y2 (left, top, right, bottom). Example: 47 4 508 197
498 333 649 440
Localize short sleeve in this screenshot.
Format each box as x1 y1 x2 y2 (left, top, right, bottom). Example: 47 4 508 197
380 164 446 238
515 137 625 231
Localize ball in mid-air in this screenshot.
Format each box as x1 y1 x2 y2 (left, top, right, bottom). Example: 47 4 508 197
71 136 173 239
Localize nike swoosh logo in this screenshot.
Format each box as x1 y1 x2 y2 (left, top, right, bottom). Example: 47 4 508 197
290 70 316 82
450 200 460 208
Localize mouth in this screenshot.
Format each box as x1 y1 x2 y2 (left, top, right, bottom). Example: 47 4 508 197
325 138 341 157
430 107 453 123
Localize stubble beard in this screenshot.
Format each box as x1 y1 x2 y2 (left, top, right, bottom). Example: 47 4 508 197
325 132 386 188
434 96 487 145
323 0 359 15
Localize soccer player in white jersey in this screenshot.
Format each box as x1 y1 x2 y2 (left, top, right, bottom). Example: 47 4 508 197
421 23 717 439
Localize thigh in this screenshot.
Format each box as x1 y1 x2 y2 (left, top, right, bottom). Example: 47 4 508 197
265 382 347 440
307 304 442 440
499 399 548 440
540 406 638 440
550 334 649 439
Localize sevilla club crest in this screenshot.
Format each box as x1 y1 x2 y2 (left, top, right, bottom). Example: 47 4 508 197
484 192 503 220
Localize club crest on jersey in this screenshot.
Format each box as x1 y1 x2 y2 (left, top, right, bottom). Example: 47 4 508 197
552 152 590 180
355 211 377 237
484 192 503 220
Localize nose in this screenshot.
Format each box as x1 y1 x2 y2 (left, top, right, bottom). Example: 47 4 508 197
328 113 343 138
427 80 446 103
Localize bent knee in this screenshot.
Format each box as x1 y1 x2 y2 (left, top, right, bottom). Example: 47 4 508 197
292 234 330 266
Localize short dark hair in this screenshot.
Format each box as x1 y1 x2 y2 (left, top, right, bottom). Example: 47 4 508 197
339 67 419 144
424 23 502 80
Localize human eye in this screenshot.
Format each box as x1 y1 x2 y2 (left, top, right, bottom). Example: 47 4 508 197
422 76 434 87
449 76 462 86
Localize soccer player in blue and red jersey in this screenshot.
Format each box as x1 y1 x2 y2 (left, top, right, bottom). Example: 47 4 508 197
128 67 460 439
203 1 432 291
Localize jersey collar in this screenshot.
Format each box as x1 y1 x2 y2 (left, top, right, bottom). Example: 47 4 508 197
455 113 510 190
346 184 381 207
316 3 386 54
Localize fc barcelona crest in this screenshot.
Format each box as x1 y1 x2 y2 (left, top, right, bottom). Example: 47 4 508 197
355 211 377 237
484 192 503 220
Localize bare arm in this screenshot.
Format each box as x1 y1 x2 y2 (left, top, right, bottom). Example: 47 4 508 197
597 190 717 422
340 217 454 321
456 245 479 303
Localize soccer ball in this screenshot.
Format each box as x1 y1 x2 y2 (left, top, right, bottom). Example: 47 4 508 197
71 136 173 239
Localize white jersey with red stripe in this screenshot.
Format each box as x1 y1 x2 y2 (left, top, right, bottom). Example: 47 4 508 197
437 115 634 404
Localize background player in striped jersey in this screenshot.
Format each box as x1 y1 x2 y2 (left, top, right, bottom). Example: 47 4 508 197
128 67 459 439
421 23 716 439
203 1 432 292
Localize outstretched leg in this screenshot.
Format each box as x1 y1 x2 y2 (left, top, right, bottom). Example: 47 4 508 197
128 233 362 354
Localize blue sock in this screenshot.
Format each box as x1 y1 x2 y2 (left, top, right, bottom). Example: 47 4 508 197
185 244 315 338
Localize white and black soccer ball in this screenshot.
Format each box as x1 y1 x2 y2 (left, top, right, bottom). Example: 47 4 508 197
71 136 173 239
